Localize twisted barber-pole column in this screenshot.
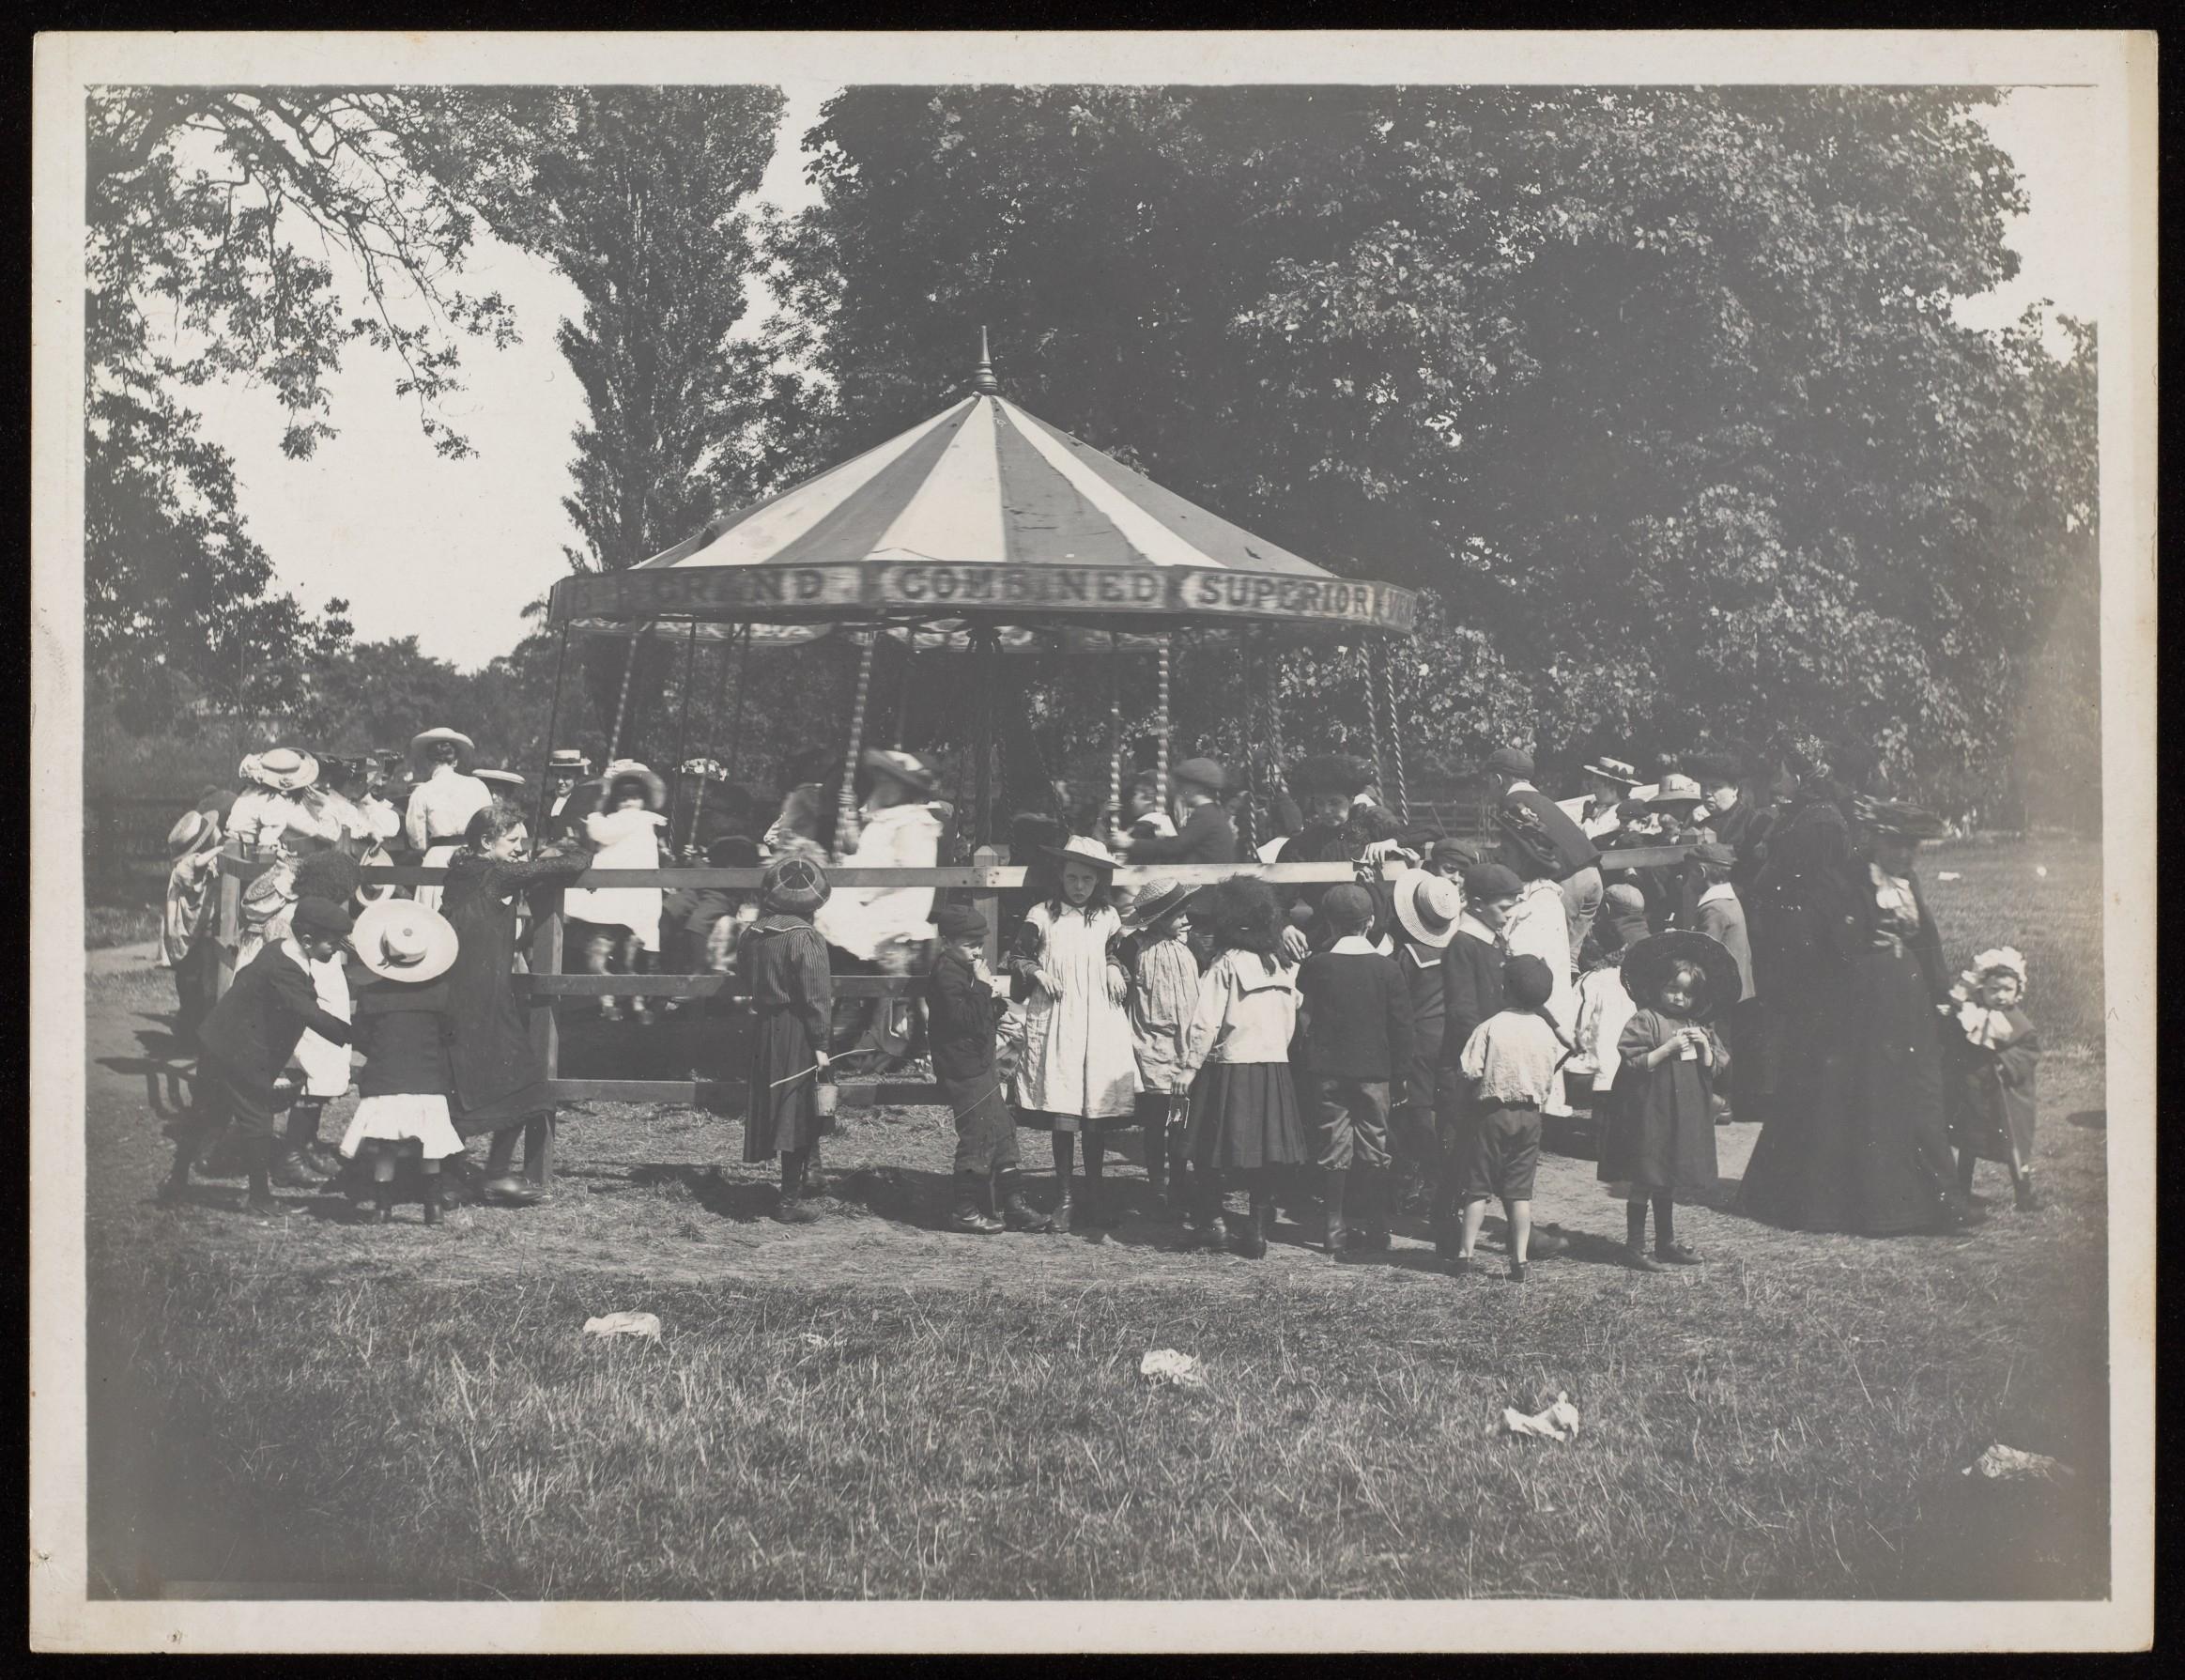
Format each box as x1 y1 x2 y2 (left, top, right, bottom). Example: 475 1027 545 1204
1155 634 1174 813
838 626 879 854
1377 641 1409 825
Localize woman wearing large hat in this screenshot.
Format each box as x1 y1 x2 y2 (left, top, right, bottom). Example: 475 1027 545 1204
1741 796 1980 1236
403 728 491 913
227 746 331 856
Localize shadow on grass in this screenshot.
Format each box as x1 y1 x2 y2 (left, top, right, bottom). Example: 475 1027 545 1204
2067 1109 2105 1129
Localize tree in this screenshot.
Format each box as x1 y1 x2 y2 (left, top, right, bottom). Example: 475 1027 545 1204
85 87 519 722
438 86 788 758
768 86 2096 800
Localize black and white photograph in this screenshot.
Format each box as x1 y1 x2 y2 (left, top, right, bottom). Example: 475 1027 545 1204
29 30 2154 1653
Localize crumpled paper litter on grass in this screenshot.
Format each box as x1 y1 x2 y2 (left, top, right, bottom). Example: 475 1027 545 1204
1963 1443 2073 1483
1139 1349 1210 1392
583 1311 661 1341
1502 1392 1581 1441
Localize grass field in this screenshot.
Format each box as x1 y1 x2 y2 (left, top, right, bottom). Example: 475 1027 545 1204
80 838 2113 1602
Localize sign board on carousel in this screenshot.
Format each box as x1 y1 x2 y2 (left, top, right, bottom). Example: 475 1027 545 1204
550 562 1417 635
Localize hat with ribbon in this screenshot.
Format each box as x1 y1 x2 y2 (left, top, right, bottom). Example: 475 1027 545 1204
760 855 831 915
1392 868 1464 949
935 902 989 942
1649 773 1704 811
862 748 940 797
408 728 477 777
167 809 218 855
603 761 668 812
1582 755 1639 785
547 748 592 774
476 768 527 794
351 899 460 984
1623 929 1742 1021
1119 876 1195 931
354 842 398 903
1043 834 1121 872
246 747 319 792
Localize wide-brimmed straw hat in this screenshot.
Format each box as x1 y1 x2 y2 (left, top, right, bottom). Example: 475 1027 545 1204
246 747 319 792
1623 930 1742 1022
546 748 591 774
1582 756 1639 785
1392 868 1464 949
352 900 460 984
409 728 477 776
1042 834 1120 873
476 768 527 794
166 809 218 855
354 842 398 903
602 761 668 811
760 855 831 915
1118 877 1194 931
862 748 939 797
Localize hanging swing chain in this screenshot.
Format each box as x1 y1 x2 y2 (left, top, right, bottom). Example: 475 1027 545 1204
891 630 916 749
606 620 648 766
1238 634 1260 856
1362 642 1388 809
1378 640 1408 825
839 624 880 855
668 618 700 854
1264 645 1288 794
1107 630 1125 839
1155 634 1174 813
689 624 736 855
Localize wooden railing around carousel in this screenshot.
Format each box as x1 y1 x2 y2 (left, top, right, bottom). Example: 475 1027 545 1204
210 839 1696 1188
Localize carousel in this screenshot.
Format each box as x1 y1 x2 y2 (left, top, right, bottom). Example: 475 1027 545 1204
231 340 1432 1180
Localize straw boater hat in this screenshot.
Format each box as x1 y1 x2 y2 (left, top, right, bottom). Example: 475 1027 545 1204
409 728 477 776
862 747 940 797
245 746 319 792
1622 930 1742 1023
352 900 460 985
602 760 668 811
1043 834 1120 872
1118 876 1194 931
166 809 218 855
760 855 831 915
547 748 591 776
1582 755 1640 786
1391 868 1464 949
476 768 527 794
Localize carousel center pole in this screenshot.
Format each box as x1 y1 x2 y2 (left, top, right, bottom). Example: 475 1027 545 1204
531 621 574 841
668 617 700 852
973 626 996 851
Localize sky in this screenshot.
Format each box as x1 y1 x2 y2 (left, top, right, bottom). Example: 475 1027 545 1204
188 85 2100 672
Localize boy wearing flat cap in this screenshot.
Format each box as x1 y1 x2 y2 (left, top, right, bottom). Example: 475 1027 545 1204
1110 758 1239 865
928 902 1048 1234
162 896 358 1217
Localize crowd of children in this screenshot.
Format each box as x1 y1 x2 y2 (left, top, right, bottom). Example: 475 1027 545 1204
153 732 2043 1259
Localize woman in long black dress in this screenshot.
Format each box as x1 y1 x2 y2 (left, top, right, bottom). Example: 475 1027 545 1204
441 797 592 1203
1740 798 1983 1235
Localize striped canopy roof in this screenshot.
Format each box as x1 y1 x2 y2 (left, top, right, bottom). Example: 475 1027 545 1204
548 392 1415 654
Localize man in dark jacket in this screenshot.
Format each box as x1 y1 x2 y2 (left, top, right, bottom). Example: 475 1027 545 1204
1434 862 1518 1262
164 896 356 1214
1486 746 1600 967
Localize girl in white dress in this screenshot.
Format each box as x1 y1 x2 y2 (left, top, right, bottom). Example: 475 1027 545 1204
562 764 669 1020
1008 837 1139 1234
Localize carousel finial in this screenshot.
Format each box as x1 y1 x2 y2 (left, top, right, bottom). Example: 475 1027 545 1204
973 325 999 396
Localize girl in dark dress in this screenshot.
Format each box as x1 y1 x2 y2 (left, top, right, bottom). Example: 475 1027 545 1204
1601 931 1736 1271
740 857 835 1223
1740 799 1984 1237
440 798 592 1204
